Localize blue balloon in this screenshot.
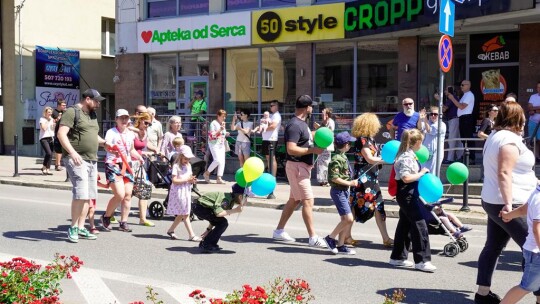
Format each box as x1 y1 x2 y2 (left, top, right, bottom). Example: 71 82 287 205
418 173 444 203
381 140 401 164
251 173 276 196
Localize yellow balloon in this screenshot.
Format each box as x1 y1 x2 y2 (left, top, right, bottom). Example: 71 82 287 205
243 157 265 182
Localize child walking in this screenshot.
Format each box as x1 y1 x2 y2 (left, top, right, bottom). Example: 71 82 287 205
166 145 201 241
322 132 359 255
500 185 540 304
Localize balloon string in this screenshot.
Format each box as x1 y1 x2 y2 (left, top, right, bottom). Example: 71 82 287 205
444 184 452 197
236 187 249 224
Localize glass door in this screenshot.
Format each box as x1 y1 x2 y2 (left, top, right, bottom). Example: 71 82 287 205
176 76 209 116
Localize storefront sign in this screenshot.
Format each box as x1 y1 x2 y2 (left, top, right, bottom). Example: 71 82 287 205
34 87 80 129
345 0 534 37
138 12 251 53
35 46 80 89
252 3 345 44
150 90 176 99
469 32 519 64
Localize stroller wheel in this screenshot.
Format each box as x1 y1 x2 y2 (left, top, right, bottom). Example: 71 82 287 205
149 201 165 219
444 243 460 257
457 238 469 252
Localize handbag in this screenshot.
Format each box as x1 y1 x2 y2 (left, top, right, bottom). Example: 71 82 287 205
241 121 253 144
133 166 153 200
224 140 231 152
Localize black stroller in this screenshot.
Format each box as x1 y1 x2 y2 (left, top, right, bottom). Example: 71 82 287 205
419 197 469 257
147 155 206 220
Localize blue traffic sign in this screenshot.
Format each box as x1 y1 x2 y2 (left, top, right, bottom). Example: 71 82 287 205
439 0 455 37
438 35 453 73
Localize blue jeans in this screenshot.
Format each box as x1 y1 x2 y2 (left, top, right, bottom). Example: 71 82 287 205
521 249 540 292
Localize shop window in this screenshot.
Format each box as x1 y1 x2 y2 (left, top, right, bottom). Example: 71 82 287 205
147 0 176 18
262 69 274 89
101 18 115 57
261 46 296 112
179 0 209 16
226 48 259 114
261 0 295 7
249 70 257 88
148 54 177 116
324 66 342 88
226 0 258 11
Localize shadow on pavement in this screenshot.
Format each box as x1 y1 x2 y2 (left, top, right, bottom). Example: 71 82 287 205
3 225 71 242
131 233 171 240
221 233 277 245
166 246 236 254
377 288 472 304
267 246 327 255
323 257 395 269
459 249 523 272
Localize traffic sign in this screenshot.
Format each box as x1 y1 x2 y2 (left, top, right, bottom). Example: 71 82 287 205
438 35 453 73
439 0 455 37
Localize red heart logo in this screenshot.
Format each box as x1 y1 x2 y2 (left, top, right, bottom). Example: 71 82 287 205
141 31 152 43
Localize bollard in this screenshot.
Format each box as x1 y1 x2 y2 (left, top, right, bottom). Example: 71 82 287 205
13 135 19 177
460 148 470 212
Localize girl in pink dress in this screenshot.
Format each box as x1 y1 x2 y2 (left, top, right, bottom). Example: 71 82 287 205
166 145 201 241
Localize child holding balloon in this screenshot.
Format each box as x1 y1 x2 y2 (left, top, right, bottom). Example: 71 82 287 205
389 128 437 272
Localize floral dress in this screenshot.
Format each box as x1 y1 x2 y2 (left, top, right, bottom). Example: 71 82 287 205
166 163 193 216
349 136 386 223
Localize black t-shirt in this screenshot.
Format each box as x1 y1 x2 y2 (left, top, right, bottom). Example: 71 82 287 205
285 116 314 165
52 108 64 135
479 118 493 136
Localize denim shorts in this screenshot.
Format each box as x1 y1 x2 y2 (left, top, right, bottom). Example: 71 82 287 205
64 157 98 200
330 188 351 216
520 249 540 292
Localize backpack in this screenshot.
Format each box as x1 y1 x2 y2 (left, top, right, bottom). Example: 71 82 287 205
388 164 397 197
65 106 81 138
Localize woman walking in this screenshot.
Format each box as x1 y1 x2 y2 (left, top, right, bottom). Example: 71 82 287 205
315 108 335 186
39 107 55 175
203 109 228 184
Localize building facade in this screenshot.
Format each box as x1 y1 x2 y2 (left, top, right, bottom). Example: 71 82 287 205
1 0 115 155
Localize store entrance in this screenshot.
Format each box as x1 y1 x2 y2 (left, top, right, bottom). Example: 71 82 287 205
176 76 209 116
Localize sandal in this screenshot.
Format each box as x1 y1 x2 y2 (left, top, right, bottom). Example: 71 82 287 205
90 228 100 235
167 231 179 240
189 235 202 242
203 172 211 183
383 238 394 248
139 220 155 227
344 238 360 246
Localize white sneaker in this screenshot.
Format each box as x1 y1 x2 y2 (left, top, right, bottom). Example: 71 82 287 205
308 236 328 248
273 230 296 242
415 261 437 272
389 259 414 267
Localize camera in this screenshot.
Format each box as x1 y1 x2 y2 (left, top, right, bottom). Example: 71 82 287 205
447 86 454 94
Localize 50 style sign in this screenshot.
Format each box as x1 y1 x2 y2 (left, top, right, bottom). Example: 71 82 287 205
252 3 345 45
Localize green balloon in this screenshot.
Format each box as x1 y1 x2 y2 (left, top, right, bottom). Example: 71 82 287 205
446 162 469 185
415 145 430 164
314 127 334 149
235 168 248 187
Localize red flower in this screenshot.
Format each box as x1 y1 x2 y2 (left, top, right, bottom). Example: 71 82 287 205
1 271 7 277
22 276 29 282
297 295 303 300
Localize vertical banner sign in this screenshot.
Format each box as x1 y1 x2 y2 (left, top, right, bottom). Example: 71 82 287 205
35 46 81 128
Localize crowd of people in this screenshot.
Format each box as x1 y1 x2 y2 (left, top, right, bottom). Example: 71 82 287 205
51 85 540 302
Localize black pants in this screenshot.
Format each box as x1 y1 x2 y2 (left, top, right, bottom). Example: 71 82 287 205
459 114 476 161
192 203 228 248
40 137 54 168
390 180 431 264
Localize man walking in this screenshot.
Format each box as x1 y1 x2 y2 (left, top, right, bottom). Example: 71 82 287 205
262 100 281 199
146 106 164 154
272 95 326 248
52 99 67 171
447 80 476 164
57 89 110 243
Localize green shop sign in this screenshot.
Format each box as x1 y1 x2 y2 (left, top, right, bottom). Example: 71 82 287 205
146 24 246 45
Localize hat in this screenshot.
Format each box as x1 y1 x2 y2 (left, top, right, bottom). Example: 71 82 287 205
178 145 195 158
335 131 357 145
115 109 130 117
195 90 204 97
231 183 245 195
82 89 106 102
295 95 318 108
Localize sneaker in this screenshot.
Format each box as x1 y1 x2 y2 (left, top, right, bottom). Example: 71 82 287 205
337 245 356 255
78 228 97 240
474 291 501 304
308 236 328 248
67 226 79 243
199 242 220 254
118 222 132 232
460 225 473 233
100 215 112 231
323 235 338 254
273 230 296 242
453 231 464 239
140 220 155 227
267 193 276 199
415 261 437 272
389 259 414 267
110 216 118 224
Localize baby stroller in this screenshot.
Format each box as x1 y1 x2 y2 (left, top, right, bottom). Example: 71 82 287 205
147 154 206 221
419 197 469 257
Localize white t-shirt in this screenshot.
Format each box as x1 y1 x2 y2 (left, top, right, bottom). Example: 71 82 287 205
105 128 136 164
529 94 540 123
523 186 540 253
457 91 474 117
262 111 281 141
323 118 335 152
235 120 253 143
39 117 55 139
481 130 537 204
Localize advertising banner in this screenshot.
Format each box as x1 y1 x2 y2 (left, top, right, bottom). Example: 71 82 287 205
469 32 519 65
252 3 345 45
34 87 80 129
35 46 80 89
137 11 251 53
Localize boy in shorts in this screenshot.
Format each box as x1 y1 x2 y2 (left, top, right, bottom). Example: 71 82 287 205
323 131 358 255
500 185 540 303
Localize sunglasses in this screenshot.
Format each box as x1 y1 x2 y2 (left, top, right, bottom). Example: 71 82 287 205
144 121 152 126
403 103 413 106
430 113 439 116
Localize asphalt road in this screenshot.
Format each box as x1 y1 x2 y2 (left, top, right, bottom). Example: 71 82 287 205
0 184 534 304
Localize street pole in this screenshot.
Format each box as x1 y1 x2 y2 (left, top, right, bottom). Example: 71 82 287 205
435 70 444 178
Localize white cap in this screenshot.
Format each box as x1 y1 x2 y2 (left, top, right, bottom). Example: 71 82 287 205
178 145 195 158
115 109 129 117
